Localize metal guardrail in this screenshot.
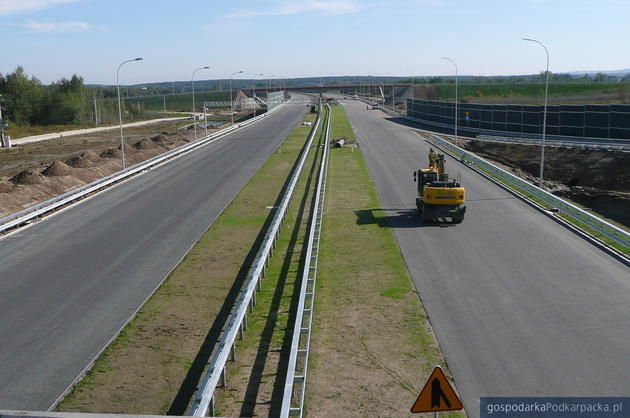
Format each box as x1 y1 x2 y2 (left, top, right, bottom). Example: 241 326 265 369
428 133 630 249
188 102 323 417
0 106 284 235
474 134 629 151
280 104 331 418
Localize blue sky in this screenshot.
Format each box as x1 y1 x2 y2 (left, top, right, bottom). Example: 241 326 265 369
1 0 629 84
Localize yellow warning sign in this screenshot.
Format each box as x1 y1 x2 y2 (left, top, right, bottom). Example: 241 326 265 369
411 366 463 413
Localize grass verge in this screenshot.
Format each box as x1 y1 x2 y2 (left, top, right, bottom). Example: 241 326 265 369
56 109 317 414
213 106 329 417
306 105 465 417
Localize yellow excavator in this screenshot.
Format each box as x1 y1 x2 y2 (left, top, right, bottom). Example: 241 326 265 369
413 151 466 223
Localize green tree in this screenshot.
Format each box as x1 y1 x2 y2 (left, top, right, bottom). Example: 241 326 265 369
46 74 88 124
0 66 47 125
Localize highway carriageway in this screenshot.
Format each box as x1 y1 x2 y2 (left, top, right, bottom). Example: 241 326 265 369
0 103 307 410
340 97 629 418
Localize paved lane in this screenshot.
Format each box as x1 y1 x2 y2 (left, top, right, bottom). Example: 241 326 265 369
0 104 307 409
341 99 629 417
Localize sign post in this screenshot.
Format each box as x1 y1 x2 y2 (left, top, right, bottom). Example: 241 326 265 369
411 366 463 415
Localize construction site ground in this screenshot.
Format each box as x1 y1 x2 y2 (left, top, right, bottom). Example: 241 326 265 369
0 111 252 218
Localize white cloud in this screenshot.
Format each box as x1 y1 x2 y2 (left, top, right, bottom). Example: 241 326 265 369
228 0 362 18
22 19 89 32
0 0 80 16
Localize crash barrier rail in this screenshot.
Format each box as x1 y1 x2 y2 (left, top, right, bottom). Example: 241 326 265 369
280 104 331 418
188 102 323 417
358 97 630 250
357 97 630 151
0 105 284 235
428 133 630 250
474 134 629 150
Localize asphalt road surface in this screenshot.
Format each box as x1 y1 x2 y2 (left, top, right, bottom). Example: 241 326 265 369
340 99 629 418
0 104 307 410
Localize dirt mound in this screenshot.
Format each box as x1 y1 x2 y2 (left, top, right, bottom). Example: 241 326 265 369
66 155 95 168
42 160 73 177
0 181 14 193
133 138 158 150
463 140 630 192
81 151 101 161
10 170 43 185
151 133 170 143
100 148 122 158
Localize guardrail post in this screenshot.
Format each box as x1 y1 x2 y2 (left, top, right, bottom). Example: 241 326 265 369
209 397 215 417
220 368 227 387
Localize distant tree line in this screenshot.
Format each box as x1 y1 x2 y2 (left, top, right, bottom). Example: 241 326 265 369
2 67 630 127
0 66 132 126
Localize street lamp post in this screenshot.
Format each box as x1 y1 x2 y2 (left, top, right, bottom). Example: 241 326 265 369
192 66 210 141
117 57 143 170
267 75 274 96
253 73 264 117
230 70 244 125
392 77 395 110
441 57 459 146
405 68 414 102
523 37 550 189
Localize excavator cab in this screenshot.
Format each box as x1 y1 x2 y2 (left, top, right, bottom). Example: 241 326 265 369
413 169 438 195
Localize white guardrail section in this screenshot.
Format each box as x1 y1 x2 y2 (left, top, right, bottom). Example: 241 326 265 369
358 98 630 250
474 134 629 151
280 104 331 418
428 133 630 249
0 106 284 235
188 103 323 417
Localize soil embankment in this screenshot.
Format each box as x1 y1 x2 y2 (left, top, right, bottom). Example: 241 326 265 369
0 110 257 218
0 123 195 218
459 139 630 227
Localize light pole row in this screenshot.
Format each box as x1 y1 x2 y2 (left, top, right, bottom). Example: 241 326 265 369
116 57 143 170
230 70 244 125
434 38 549 187
117 62 256 169
192 66 210 141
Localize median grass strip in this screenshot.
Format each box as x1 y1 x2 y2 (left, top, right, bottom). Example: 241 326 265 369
306 105 464 417
56 109 317 414
213 107 328 417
